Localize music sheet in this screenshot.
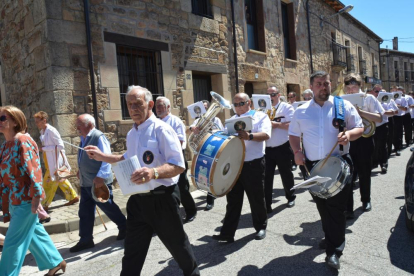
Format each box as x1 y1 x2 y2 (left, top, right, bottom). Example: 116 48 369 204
290 175 332 190
112 155 151 195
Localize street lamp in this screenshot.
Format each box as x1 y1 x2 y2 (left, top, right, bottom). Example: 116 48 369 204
320 5 354 28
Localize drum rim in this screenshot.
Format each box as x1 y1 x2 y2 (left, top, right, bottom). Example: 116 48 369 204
210 135 245 197
190 133 212 190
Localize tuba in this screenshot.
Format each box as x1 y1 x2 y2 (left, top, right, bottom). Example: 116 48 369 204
188 91 231 153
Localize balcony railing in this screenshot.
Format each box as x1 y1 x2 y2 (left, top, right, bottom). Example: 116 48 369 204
331 42 347 68
359 60 367 75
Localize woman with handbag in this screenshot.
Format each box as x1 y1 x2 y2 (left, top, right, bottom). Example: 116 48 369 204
34 111 79 211
0 105 66 275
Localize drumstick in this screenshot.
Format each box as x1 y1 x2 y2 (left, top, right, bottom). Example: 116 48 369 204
96 207 107 231
320 130 347 169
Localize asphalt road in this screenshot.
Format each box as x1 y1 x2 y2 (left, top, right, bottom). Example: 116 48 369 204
19 146 414 276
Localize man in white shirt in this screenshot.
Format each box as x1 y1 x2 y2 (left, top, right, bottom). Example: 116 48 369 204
400 87 414 146
302 89 313 101
85 86 199 276
370 85 397 173
289 71 363 270
264 86 296 213
155 97 197 223
393 87 408 155
343 74 384 215
288 92 296 104
212 93 271 242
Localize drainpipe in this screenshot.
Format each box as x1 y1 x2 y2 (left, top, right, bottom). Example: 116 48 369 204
306 0 314 73
378 41 382 83
230 0 240 94
83 0 99 130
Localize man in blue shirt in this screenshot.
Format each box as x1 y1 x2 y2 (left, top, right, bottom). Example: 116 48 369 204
70 114 127 253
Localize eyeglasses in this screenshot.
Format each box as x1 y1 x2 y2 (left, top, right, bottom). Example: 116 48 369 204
268 93 278 97
288 96 295 99
233 101 248 107
0 115 7 122
373 90 380 93
344 80 360 86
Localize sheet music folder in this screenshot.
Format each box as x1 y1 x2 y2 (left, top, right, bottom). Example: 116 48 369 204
112 155 151 195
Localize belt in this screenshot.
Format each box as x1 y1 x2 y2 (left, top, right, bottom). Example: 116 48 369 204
136 185 175 197
244 156 264 165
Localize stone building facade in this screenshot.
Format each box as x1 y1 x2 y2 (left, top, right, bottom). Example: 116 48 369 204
380 48 414 92
0 0 382 187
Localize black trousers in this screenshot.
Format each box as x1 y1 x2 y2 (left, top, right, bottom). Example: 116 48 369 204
306 154 353 257
220 157 267 238
121 185 200 276
349 136 374 210
403 113 413 145
178 151 197 216
373 123 389 168
206 193 215 205
393 115 403 151
264 142 296 207
387 117 394 157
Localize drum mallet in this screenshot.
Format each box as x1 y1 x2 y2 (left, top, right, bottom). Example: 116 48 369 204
96 207 107 231
320 130 347 169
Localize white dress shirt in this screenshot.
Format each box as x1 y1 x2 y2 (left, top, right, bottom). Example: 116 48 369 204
405 95 414 117
359 93 385 127
226 109 272 162
161 113 187 150
191 117 224 131
380 100 397 124
124 114 185 189
289 96 363 161
266 102 294 148
395 96 408 116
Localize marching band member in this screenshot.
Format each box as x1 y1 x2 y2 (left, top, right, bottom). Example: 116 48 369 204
393 86 408 156
370 85 397 174
85 86 200 276
289 71 363 270
156 96 197 223
343 74 384 215
302 89 313 101
264 86 296 213
400 87 414 146
212 93 271 242
288 92 296 104
187 100 224 211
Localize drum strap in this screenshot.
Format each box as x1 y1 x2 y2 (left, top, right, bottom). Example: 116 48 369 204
334 96 345 151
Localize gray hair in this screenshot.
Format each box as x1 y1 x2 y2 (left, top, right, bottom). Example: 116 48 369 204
80 114 95 127
126 85 153 103
156 96 171 112
302 89 313 97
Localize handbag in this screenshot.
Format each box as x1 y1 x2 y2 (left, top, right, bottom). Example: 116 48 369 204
55 145 71 179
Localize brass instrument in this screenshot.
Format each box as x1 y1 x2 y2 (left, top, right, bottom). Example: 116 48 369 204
188 91 231 153
266 107 277 120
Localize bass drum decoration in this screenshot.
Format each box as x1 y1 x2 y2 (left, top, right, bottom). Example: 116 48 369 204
191 131 245 197
308 156 351 199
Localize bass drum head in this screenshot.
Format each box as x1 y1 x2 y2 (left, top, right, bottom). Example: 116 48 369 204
210 137 245 197
308 156 343 197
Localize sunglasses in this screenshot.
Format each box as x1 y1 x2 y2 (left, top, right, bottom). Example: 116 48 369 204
233 101 248 107
344 80 360 86
0 115 7 122
268 93 278 97
288 96 295 99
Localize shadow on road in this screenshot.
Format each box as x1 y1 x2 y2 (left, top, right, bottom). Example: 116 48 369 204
387 205 414 274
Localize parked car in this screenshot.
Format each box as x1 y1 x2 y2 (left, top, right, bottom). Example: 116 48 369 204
405 149 414 231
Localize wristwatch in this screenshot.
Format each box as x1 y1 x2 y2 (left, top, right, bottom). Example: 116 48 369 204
153 168 159 180
249 133 254 140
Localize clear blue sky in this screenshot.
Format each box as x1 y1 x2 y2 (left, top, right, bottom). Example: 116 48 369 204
347 0 414 53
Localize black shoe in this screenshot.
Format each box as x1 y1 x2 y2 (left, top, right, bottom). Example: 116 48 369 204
319 239 326 249
184 213 197 223
362 202 372 212
204 204 214 211
325 253 340 270
255 229 266 240
70 240 95 253
212 234 234 243
291 165 297 171
117 229 126 240
266 206 273 214
287 200 295 208
346 211 355 220
396 151 401 156
39 217 51 224
381 166 387 174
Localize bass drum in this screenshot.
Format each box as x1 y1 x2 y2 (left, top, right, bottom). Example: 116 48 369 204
191 131 245 197
308 155 351 199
